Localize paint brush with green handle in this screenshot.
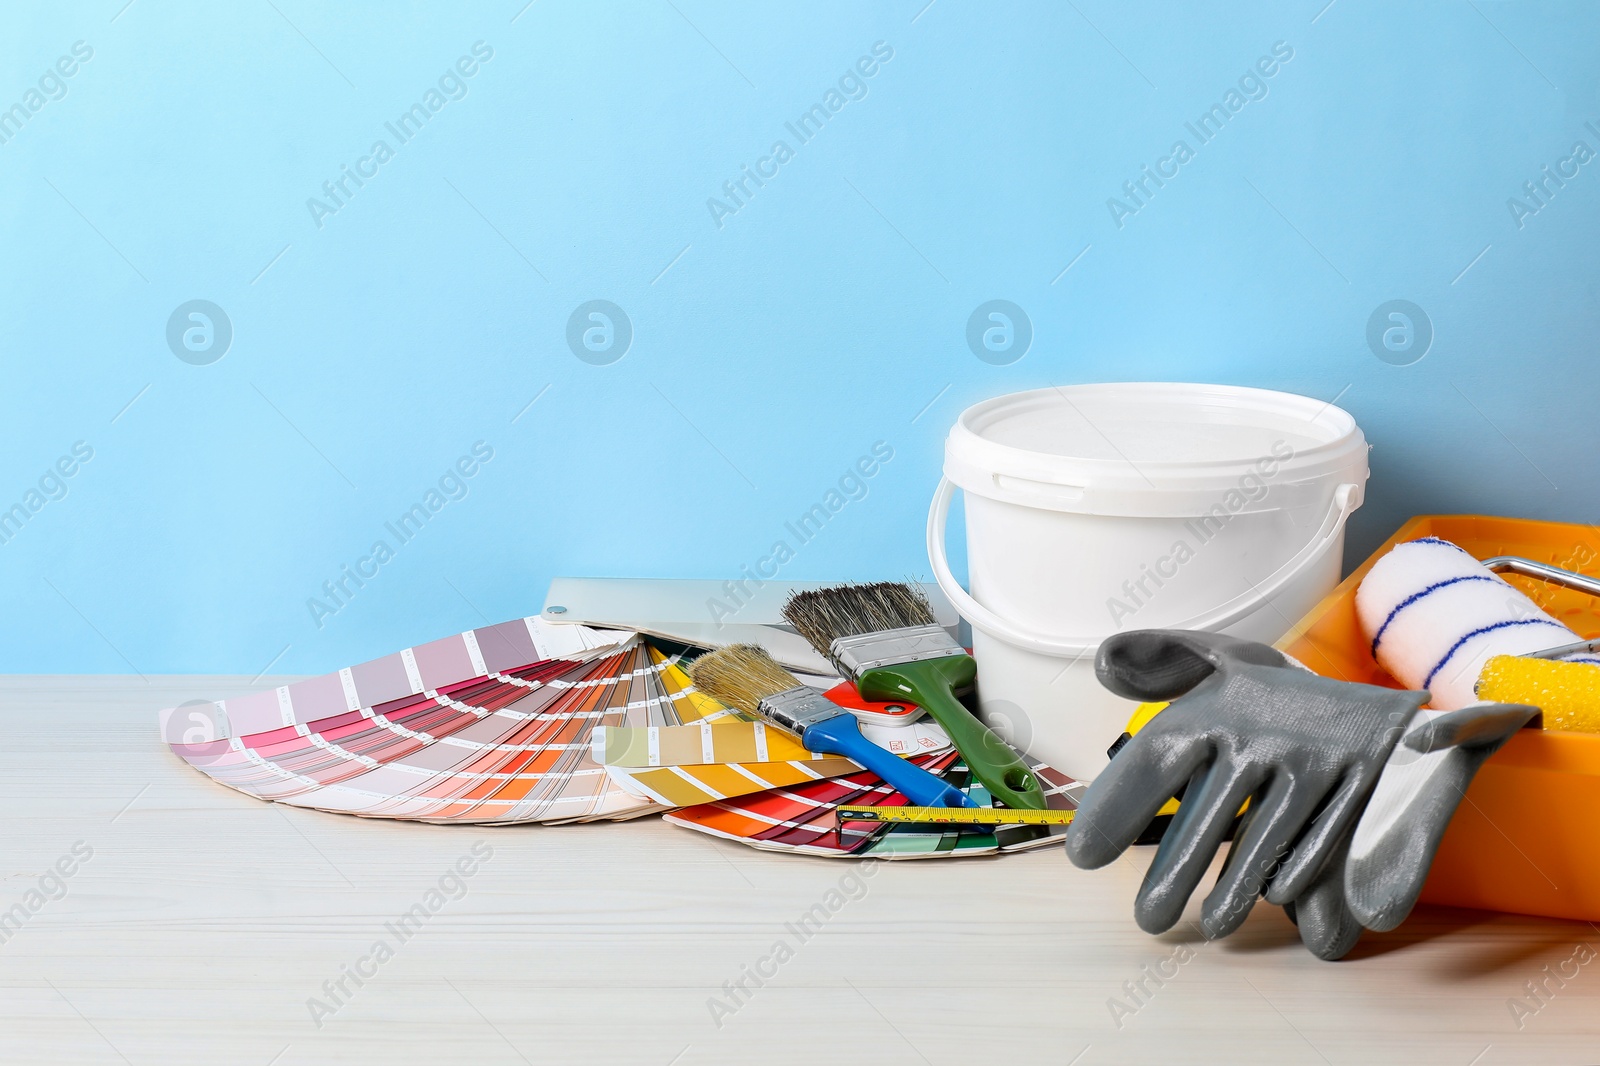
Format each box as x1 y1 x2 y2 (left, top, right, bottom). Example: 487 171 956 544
783 582 1047 810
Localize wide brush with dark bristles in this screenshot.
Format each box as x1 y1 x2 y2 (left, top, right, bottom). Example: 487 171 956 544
784 582 938 675
782 582 1048 811
688 642 972 809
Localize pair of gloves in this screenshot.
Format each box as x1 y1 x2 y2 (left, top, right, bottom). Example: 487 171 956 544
1063 630 1537 960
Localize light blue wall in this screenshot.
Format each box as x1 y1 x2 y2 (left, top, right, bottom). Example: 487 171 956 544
3 1 1599 673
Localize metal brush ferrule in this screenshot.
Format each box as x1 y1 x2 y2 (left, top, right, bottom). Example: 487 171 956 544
757 686 840 735
829 623 963 674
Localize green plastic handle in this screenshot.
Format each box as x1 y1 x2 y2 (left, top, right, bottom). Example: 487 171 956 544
856 655 1047 810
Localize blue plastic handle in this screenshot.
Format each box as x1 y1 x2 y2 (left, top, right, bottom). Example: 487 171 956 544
802 715 975 808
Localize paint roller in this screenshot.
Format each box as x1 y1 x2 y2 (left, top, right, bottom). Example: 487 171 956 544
1356 535 1600 732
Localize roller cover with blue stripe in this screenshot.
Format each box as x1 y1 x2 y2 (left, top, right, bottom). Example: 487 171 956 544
1354 537 1597 709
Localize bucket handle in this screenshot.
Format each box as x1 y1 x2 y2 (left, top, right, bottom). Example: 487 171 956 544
926 477 1362 656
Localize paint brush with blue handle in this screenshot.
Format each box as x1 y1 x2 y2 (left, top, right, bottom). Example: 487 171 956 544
690 644 974 809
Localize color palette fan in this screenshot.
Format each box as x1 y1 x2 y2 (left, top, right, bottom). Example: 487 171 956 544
592 716 951 808
158 617 958 826
664 754 1084 859
161 620 672 823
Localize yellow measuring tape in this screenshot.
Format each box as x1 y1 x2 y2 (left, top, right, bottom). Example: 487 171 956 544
835 805 1076 826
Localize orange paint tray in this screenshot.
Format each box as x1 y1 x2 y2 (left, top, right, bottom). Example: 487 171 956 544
1281 514 1600 921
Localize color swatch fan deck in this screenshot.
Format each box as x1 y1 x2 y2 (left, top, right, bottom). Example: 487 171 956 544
160 619 704 824
159 615 1080 860
665 755 1084 858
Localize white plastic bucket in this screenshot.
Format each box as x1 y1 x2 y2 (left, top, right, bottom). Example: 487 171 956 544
927 383 1368 782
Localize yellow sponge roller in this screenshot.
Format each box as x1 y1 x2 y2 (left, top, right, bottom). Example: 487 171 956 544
1477 655 1600 733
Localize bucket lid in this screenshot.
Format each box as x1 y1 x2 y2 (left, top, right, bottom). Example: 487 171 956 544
944 383 1368 517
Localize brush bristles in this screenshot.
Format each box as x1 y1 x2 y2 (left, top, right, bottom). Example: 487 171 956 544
783 582 937 670
688 644 801 715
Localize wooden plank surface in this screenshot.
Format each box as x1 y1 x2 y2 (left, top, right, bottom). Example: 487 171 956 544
0 675 1596 1065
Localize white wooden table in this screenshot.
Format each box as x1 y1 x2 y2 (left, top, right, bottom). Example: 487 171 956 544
2 676 1597 1065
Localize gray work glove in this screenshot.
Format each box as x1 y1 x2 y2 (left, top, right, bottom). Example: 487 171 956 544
1283 700 1537 957
1341 700 1537 933
1064 630 1425 944
1064 630 1536 959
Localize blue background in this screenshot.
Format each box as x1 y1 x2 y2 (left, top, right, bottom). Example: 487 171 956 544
3 0 1598 674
